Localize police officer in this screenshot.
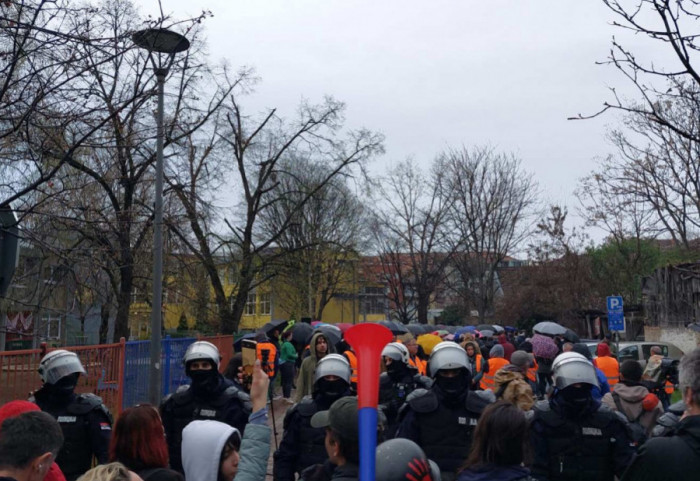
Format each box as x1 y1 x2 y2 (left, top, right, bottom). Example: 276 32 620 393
274 354 353 481
32 350 112 481
160 341 251 473
396 342 495 481
379 342 432 438
530 352 635 481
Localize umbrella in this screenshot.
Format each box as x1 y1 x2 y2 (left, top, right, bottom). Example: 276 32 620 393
505 326 518 333
687 323 700 333
233 333 256 352
417 334 443 355
444 334 455 341
563 328 580 343
454 326 474 339
291 322 314 346
491 325 505 334
406 324 425 335
445 326 459 334
432 329 450 338
476 324 495 332
533 321 568 337
378 320 408 335
257 319 289 335
478 329 495 338
335 323 354 334
311 321 322 327
310 324 342 350
531 333 559 359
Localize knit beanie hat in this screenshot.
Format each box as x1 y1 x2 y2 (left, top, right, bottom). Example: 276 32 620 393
571 343 593 361
510 350 533 369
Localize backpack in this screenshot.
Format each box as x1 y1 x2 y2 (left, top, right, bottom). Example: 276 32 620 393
612 392 648 447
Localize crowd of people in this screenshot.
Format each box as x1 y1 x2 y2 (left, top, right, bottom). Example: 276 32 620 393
1 325 699 481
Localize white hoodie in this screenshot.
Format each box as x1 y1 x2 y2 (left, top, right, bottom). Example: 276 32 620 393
182 420 239 481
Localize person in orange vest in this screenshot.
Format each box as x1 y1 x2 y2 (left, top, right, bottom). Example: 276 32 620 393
481 344 509 391
342 347 358 390
464 340 488 390
255 332 278 381
594 342 619 387
399 334 427 376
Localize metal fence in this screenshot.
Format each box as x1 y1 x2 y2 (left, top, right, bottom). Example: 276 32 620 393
0 339 126 416
0 335 234 414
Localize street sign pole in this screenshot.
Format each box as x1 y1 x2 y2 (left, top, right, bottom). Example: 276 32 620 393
606 296 625 352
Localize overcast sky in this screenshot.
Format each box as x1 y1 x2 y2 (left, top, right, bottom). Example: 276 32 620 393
140 0 663 243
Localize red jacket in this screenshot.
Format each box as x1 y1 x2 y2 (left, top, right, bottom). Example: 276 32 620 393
498 334 516 362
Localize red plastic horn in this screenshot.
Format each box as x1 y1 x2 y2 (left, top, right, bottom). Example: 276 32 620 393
344 323 393 481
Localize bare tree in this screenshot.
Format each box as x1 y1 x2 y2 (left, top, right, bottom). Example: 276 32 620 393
440 146 537 322
258 157 367 320
168 91 383 333
372 159 456 324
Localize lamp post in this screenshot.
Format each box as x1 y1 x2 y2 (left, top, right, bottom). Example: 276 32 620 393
132 28 189 406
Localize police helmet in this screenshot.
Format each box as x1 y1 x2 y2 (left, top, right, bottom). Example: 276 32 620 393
428 342 469 378
382 342 409 365
314 354 351 385
38 350 86 385
552 352 599 390
376 438 435 481
183 341 221 369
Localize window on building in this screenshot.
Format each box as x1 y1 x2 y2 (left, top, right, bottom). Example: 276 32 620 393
362 286 386 315
42 314 61 340
259 293 271 315
244 292 256 315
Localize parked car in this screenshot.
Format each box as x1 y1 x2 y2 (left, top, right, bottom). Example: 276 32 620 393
582 340 684 367
612 341 684 368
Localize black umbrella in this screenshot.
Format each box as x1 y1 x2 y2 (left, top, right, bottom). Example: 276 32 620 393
533 321 568 337
308 324 343 350
291 322 314 346
233 332 256 352
563 328 580 343
258 318 289 335
379 320 408 335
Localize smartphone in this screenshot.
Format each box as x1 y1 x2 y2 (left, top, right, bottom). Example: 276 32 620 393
241 339 257 390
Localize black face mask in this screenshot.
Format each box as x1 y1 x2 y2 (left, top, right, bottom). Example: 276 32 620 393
558 385 594 417
45 373 79 401
189 368 220 394
436 371 468 397
316 378 348 399
386 361 407 380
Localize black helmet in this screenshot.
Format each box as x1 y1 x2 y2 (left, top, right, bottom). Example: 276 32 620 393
376 438 435 481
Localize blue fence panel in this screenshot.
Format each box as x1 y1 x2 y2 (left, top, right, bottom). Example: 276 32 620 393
122 337 197 410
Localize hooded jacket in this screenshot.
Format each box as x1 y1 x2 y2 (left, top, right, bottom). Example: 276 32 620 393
463 340 488 388
294 333 337 402
493 366 535 411
497 334 516 362
602 383 663 435
182 419 270 481
621 415 700 481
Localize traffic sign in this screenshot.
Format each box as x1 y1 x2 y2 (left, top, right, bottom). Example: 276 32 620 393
606 296 625 332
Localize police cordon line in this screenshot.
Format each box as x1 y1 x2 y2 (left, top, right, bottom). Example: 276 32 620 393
0 323 698 481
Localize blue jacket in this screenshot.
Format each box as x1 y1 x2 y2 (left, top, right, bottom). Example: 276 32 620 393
592 367 611 402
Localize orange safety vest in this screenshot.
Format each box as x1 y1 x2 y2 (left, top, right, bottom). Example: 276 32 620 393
664 379 674 395
256 342 277 377
409 355 427 376
595 356 619 386
481 357 509 390
526 357 538 383
344 350 358 384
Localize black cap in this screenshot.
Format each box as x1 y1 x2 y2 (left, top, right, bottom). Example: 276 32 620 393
310 396 359 440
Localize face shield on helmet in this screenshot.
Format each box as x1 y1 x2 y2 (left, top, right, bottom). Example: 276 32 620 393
552 352 599 390
382 342 409 365
428 342 470 378
183 341 221 371
314 354 352 385
38 350 86 385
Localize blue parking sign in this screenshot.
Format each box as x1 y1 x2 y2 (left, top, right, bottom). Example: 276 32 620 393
607 296 625 332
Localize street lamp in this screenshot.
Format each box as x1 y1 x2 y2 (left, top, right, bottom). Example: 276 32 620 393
132 28 190 405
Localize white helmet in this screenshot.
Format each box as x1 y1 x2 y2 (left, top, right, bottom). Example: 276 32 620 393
382 342 409 365
183 341 221 368
314 354 351 385
428 342 469 378
38 350 86 385
552 352 599 390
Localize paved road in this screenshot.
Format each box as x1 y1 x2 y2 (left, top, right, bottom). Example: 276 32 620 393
265 396 293 480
